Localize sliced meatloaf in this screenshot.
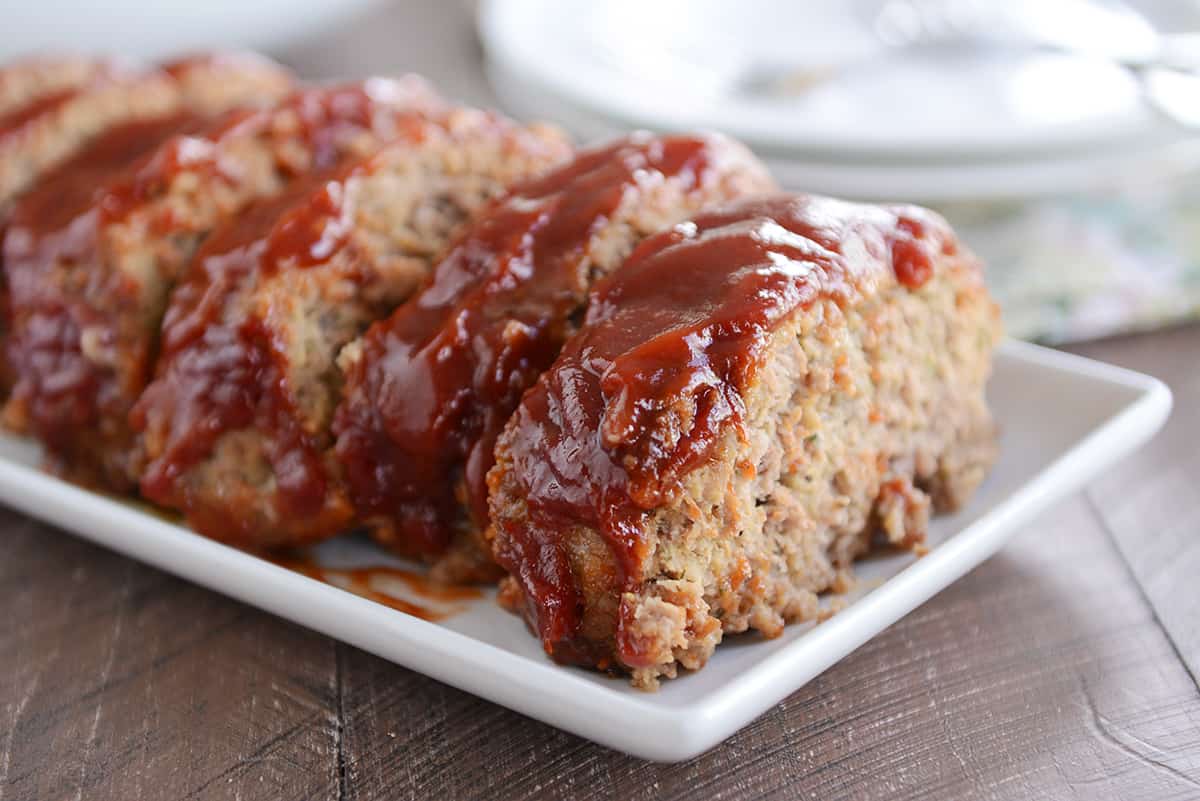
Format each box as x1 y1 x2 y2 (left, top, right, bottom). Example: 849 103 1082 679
0 54 291 211
0 56 108 119
487 195 1002 688
2 77 443 489
132 109 571 548
162 52 295 115
334 132 776 581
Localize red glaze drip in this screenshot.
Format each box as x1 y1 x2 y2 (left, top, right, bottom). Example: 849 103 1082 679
2 113 245 461
490 195 952 665
261 159 369 270
334 133 719 556
0 61 146 147
63 80 438 243
269 553 481 621
134 110 445 530
6 80 439 489
97 81 438 235
6 111 203 242
161 51 284 82
211 79 439 174
0 88 79 141
2 112 205 442
133 170 355 530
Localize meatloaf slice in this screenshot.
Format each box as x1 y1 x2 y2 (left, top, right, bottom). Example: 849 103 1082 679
487 195 1002 688
333 132 775 581
0 54 291 211
162 52 294 115
2 77 443 489
0 56 108 118
132 109 571 548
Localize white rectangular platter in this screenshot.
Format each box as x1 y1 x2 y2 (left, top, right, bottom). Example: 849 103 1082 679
0 340 1171 761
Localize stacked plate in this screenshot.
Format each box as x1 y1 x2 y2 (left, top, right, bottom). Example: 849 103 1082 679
479 0 1200 204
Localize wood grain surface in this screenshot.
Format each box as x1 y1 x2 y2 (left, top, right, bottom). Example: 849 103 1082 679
3 3 1200 798
4 330 1198 801
1072 326 1200 686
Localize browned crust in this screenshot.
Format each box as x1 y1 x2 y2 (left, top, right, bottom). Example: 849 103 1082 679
130 109 571 548
487 196 1002 687
332 132 777 581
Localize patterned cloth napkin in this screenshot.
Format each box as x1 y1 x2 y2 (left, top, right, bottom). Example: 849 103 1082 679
940 182 1200 344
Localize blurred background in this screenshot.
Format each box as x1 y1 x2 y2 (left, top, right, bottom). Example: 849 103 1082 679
7 0 1200 344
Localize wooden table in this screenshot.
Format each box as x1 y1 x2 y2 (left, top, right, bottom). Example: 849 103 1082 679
4 5 1200 798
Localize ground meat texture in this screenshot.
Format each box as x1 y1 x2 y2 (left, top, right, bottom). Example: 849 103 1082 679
0 54 292 212
333 132 775 581
0 64 175 212
487 195 1002 688
0 53 290 397
132 109 571 548
0 56 108 119
161 52 294 116
0 77 449 490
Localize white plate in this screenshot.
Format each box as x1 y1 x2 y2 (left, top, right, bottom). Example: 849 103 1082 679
485 55 1200 204
758 139 1200 203
479 0 1178 160
0 341 1170 761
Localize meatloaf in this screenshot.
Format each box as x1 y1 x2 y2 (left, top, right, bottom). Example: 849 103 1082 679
1 77 445 489
333 132 776 581
161 52 295 115
0 56 107 119
132 109 571 548
487 195 1002 688
0 54 291 211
